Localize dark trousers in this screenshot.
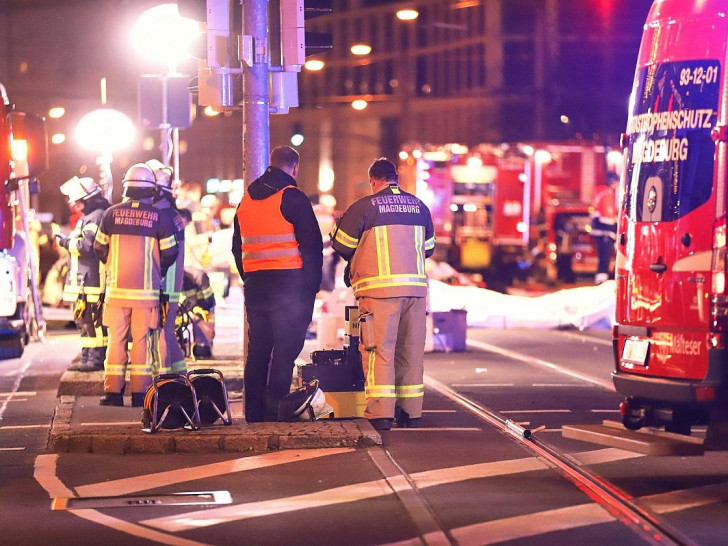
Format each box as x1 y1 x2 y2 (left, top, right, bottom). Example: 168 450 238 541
595 236 615 276
244 287 315 422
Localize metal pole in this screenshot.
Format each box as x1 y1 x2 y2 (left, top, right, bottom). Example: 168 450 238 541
242 0 270 186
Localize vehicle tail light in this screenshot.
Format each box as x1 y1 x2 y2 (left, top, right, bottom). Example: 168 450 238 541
694 386 715 402
710 217 728 332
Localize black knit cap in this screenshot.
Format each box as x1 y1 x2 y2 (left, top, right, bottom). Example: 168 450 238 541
368 158 398 183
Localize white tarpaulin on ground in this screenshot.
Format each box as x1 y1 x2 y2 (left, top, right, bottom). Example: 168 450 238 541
429 280 616 330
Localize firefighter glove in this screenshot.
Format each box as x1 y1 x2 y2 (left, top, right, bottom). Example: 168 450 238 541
344 262 352 288
159 293 170 328
55 234 70 249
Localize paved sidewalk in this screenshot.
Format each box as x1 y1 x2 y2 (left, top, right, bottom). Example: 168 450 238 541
50 332 379 454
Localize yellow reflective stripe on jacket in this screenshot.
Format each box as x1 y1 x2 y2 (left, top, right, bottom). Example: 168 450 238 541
425 235 435 251
333 228 358 249
95 230 109 245
159 234 176 251
352 273 427 292
374 226 391 275
414 226 425 276
105 288 160 301
365 384 397 398
396 384 424 398
69 238 81 256
145 238 154 291
82 222 98 235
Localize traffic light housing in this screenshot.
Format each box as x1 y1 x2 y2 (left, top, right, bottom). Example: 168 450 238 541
278 0 332 72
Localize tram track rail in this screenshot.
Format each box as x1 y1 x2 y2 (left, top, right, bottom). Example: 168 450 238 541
421 374 697 546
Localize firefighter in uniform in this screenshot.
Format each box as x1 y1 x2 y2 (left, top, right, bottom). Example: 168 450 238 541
590 172 619 284
147 159 187 375
57 176 111 372
331 158 435 431
181 266 216 358
94 164 179 407
232 146 323 423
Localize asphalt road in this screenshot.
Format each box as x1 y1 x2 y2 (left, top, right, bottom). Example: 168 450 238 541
2 315 728 545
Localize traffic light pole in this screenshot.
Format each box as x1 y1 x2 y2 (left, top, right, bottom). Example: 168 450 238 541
242 0 270 186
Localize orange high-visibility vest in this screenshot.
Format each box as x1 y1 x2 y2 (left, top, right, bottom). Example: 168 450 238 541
237 186 303 272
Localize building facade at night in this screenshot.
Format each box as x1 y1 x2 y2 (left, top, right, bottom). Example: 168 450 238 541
0 0 650 217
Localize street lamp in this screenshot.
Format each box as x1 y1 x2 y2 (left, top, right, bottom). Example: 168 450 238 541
75 108 136 200
131 3 199 178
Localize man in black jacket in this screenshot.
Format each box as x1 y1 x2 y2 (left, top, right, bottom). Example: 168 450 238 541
232 146 323 422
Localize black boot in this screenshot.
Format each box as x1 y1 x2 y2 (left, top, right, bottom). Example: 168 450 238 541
395 408 420 428
369 418 393 431
99 393 124 406
68 349 92 371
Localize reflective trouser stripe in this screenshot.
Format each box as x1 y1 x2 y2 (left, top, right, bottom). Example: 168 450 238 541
396 384 424 398
358 296 427 420
103 306 157 395
149 302 185 376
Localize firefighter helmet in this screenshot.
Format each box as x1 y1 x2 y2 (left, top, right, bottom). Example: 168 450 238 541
146 159 175 193
122 163 157 199
60 176 101 204
276 380 333 422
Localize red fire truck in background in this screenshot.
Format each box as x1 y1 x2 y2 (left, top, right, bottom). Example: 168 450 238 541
0 84 48 358
398 141 618 289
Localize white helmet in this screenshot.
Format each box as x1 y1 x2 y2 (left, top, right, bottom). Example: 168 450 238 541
122 163 156 190
146 159 174 193
60 176 101 204
122 163 157 199
277 380 333 421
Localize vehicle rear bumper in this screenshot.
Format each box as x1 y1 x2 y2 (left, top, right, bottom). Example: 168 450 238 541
612 347 727 404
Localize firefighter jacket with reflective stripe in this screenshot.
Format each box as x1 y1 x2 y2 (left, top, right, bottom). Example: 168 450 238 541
332 184 435 298
590 185 617 240
94 198 179 308
232 166 323 295
154 197 186 304
182 266 216 311
62 197 110 304
236 187 303 272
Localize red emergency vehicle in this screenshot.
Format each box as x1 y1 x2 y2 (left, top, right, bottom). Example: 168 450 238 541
613 0 728 437
399 142 611 287
0 84 48 357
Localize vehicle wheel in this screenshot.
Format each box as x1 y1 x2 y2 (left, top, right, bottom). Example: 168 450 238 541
622 400 646 431
0 336 24 360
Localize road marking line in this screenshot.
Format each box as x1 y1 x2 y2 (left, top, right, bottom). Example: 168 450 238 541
409 457 551 489
423 409 457 413
80 421 139 426
141 479 394 532
368 448 452 546
0 447 25 451
33 454 212 546
0 424 50 430
451 383 515 387
75 448 354 498
501 409 571 414
568 447 642 466
466 339 614 390
389 427 481 432
0 391 36 397
641 482 728 514
137 444 650 534
451 502 615 545
2 398 28 402
531 383 589 388
590 409 620 413
555 330 613 347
